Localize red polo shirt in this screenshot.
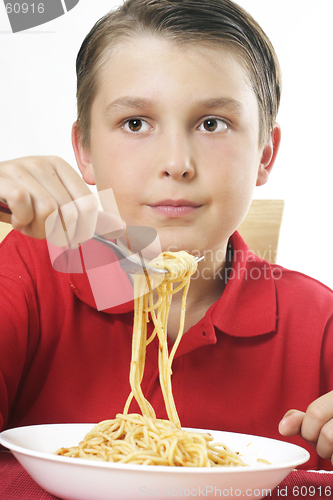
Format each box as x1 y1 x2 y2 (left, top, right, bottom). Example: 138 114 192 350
1 230 333 470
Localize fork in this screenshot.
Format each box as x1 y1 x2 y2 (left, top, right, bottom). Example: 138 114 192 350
0 197 203 274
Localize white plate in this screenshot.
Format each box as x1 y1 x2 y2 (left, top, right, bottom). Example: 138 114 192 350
0 423 309 500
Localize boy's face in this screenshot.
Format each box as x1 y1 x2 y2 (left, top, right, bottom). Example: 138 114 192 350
76 37 274 255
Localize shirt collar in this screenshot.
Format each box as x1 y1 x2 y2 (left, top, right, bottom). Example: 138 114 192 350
210 231 278 337
67 240 135 314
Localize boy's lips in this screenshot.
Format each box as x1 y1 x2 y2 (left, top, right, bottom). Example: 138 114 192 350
147 199 203 217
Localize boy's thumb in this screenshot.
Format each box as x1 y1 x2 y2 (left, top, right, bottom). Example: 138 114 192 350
278 409 305 436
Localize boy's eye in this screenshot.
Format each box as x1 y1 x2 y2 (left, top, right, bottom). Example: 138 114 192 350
123 119 151 133
199 118 228 133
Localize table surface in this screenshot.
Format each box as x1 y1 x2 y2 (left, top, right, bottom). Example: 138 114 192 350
1 450 333 500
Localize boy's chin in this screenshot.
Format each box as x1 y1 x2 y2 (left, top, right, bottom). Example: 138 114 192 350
157 233 229 259
150 223 231 257
158 237 204 257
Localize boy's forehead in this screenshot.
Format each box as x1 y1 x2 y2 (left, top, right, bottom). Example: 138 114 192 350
102 37 249 80
94 36 256 112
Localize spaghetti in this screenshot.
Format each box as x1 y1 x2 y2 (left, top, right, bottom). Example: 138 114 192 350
56 251 245 467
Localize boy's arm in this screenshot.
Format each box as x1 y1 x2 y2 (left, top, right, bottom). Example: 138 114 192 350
279 392 333 464
0 155 98 430
0 272 38 431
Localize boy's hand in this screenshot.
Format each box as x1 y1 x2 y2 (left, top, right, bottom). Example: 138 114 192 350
0 156 92 236
0 156 107 244
279 391 333 464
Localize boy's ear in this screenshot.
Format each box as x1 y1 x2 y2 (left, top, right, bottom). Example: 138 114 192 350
71 122 96 185
256 122 281 186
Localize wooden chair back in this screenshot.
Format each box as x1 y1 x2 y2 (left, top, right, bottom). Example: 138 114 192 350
0 221 11 242
238 199 285 264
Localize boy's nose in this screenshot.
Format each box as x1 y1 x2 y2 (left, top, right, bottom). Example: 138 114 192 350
158 133 196 181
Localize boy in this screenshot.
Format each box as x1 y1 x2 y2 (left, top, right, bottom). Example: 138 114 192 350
1 0 333 470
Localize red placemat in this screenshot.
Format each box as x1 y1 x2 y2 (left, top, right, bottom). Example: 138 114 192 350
0 451 60 499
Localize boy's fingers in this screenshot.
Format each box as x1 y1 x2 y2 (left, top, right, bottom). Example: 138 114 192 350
51 156 92 201
46 202 126 248
1 157 124 245
20 156 91 213
0 176 34 227
315 419 333 461
0 158 71 236
58 194 98 247
278 409 305 437
301 392 333 442
28 157 95 242
300 391 333 459
8 168 72 239
279 393 333 462
0 156 93 239
60 190 125 247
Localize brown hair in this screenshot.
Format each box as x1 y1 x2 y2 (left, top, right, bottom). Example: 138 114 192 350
76 0 281 148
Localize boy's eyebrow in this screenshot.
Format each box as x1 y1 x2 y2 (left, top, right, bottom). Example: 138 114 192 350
104 96 244 114
105 97 154 114
198 97 244 114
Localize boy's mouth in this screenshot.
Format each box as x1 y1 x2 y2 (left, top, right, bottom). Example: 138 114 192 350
148 199 202 217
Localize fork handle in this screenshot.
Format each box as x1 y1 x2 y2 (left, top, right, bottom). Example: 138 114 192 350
0 198 12 215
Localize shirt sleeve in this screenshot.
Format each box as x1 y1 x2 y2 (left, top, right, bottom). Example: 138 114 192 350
0 239 40 430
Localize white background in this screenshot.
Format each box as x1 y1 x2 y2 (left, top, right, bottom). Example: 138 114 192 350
0 0 332 287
